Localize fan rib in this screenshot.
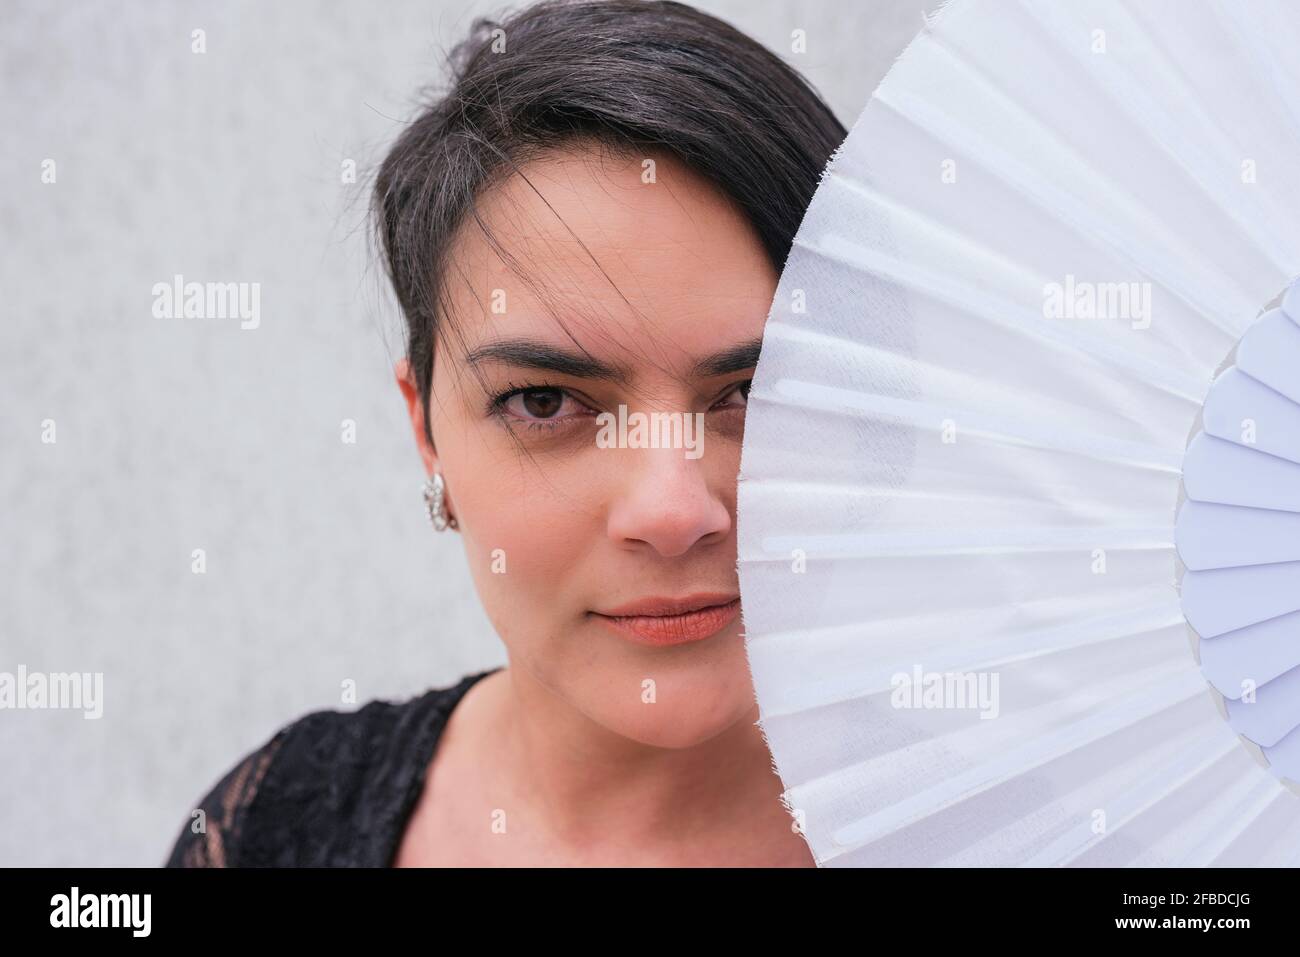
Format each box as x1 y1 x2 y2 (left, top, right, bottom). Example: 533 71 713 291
800 177 1212 404
1019 733 1239 867
1031 0 1300 272
874 62 1264 335
825 669 1209 853
765 375 1183 471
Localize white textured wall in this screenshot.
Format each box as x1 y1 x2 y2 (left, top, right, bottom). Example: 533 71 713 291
0 0 931 866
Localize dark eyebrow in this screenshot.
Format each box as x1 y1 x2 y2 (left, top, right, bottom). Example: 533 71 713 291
465 336 764 382
465 339 630 382
691 336 764 378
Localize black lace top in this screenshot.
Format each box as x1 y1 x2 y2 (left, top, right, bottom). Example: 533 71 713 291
164 667 502 867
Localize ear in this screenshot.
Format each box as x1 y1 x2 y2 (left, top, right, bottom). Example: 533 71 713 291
395 357 439 476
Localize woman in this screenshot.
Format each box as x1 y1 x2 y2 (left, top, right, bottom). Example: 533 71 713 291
166 0 845 867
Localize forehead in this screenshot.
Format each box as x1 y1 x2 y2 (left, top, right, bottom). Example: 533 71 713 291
442 141 777 364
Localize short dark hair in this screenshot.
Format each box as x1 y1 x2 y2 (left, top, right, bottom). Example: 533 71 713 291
371 0 846 448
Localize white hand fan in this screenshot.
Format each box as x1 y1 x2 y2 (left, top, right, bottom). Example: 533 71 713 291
738 0 1300 866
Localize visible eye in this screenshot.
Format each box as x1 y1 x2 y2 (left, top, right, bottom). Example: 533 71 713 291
712 379 752 410
492 385 594 427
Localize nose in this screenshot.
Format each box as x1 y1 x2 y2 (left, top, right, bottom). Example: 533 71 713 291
605 443 733 558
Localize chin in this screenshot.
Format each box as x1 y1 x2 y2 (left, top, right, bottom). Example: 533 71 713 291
599 652 757 749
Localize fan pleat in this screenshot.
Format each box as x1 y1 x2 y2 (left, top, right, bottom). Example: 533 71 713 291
766 376 1183 470
1038 0 1300 271
749 602 1183 712
781 227 1210 405
1179 777 1300 866
880 725 1237 866
872 57 1269 333
1094 753 1277 867
1017 733 1240 867
795 669 1210 860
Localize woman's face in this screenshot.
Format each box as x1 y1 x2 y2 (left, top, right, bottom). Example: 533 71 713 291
397 142 778 749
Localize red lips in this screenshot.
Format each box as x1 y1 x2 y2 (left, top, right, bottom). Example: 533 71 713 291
592 593 742 647
596 592 740 617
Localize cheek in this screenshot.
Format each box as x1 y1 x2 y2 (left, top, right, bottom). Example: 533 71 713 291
455 459 604 636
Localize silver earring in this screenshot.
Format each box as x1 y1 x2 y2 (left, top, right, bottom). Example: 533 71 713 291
422 471 458 532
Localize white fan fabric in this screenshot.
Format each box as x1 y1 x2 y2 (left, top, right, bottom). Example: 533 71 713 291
738 0 1300 866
